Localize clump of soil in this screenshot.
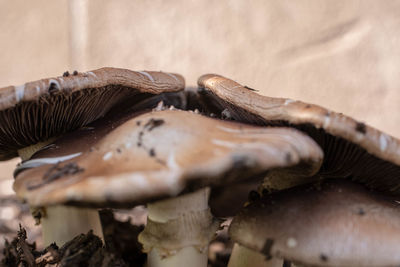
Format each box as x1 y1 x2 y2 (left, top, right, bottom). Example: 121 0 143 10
100 209 146 265
1 210 146 267
1 210 232 267
1 225 36 267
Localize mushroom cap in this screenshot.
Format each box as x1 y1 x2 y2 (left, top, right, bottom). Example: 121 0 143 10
198 74 400 194
13 110 323 208
0 67 184 160
229 180 400 267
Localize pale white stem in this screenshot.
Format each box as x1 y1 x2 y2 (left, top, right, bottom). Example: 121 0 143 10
41 205 104 246
140 188 217 267
228 243 283 267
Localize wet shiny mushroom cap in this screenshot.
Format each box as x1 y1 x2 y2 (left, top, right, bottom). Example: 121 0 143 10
0 67 184 160
198 74 400 194
229 180 400 267
13 110 323 208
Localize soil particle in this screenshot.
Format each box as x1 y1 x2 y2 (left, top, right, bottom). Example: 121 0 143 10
262 188 269 196
197 87 206 94
27 162 84 190
209 250 230 267
63 71 70 77
285 152 292 164
144 118 165 131
221 109 232 120
43 162 83 182
57 231 103 266
153 101 166 111
261 238 274 260
48 82 58 94
282 260 292 267
320 254 328 262
100 209 146 265
355 122 366 134
358 208 366 215
248 190 261 202
136 120 165 165
35 243 59 266
244 85 258 92
31 207 46 225
73 70 78 76
137 131 144 147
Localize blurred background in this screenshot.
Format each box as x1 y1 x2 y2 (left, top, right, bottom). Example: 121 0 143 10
1 0 400 247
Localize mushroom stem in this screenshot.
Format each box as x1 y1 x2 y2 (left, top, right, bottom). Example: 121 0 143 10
139 188 218 267
41 205 104 246
228 244 283 267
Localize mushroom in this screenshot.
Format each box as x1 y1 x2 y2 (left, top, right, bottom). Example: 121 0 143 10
229 179 400 267
0 67 184 245
197 74 400 194
198 74 400 266
14 109 323 266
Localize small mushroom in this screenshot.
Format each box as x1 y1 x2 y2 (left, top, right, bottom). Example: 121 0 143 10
229 180 400 267
0 67 184 246
14 109 323 267
198 74 400 194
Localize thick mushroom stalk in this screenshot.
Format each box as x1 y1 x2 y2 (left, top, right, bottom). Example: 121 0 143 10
41 205 103 246
139 188 218 267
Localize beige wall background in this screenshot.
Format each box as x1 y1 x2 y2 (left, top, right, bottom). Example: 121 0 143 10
1 0 400 181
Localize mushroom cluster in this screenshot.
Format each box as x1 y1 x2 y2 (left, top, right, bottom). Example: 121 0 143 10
2 68 400 267
198 74 400 267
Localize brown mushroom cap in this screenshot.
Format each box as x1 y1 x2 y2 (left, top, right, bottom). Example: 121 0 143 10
229 180 400 267
198 74 400 194
0 67 184 160
13 110 323 208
